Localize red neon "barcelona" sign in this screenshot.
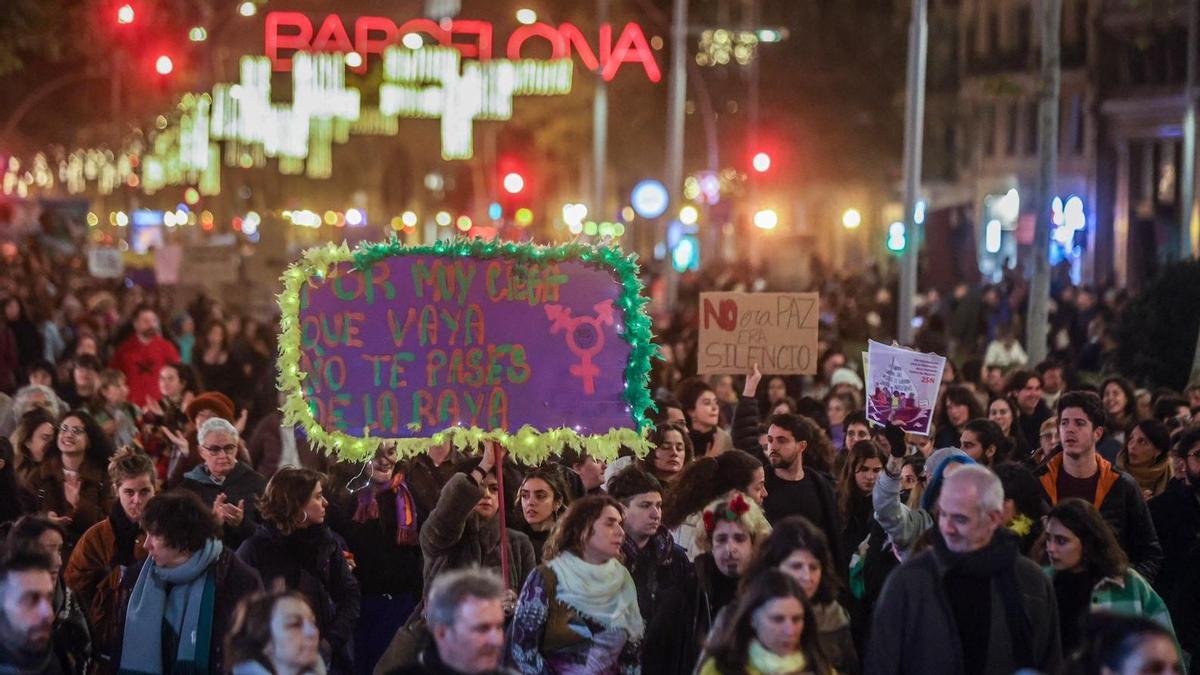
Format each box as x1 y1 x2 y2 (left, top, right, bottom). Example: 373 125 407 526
265 12 663 82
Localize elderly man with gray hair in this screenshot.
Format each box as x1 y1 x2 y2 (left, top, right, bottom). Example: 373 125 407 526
865 465 1062 675
383 567 516 675
178 417 267 550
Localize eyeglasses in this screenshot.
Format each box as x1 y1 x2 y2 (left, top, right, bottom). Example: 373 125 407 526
59 424 85 436
201 444 238 455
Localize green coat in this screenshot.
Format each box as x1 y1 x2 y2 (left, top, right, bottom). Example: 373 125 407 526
1044 566 1180 655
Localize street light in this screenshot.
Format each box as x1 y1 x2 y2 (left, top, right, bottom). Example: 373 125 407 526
841 208 862 229
753 208 778 230
751 151 772 173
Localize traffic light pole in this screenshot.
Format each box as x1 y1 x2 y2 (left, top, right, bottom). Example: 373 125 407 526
897 0 927 345
593 0 610 220
1025 0 1061 366
664 0 688 310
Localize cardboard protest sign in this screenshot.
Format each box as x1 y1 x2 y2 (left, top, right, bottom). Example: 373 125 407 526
180 245 239 285
698 292 819 375
864 340 947 435
87 248 124 279
277 239 656 463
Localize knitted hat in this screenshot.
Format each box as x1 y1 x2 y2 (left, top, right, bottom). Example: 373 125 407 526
184 391 235 422
830 367 864 390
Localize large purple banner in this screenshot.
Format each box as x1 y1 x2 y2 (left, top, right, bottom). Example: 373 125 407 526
296 254 636 438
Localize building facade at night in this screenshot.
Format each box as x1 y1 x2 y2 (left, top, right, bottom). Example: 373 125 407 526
943 0 1192 290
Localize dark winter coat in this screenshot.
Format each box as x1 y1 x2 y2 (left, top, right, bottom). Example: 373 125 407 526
112 548 262 675
642 552 739 675
372 473 535 674
1148 481 1200 616
236 523 362 673
1039 453 1163 581
621 526 692 625
864 530 1061 675
179 461 267 550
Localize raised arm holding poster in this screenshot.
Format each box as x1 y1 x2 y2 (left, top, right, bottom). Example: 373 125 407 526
864 340 947 435
697 292 819 375
276 238 657 464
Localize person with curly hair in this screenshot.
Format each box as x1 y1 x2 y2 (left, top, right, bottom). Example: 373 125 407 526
64 447 156 666
643 492 772 675
661 449 766 560
112 491 262 674
1043 498 1177 657
26 410 114 554
508 495 643 673
236 467 361 673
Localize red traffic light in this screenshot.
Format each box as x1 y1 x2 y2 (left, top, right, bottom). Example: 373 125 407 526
502 172 525 195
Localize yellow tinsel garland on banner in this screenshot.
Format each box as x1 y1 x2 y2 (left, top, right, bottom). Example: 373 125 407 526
276 238 657 464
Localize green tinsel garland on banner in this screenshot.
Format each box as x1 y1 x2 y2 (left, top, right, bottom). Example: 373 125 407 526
276 236 659 464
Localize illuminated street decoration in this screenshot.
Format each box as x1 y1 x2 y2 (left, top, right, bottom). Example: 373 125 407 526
3 20 586 198
379 46 572 160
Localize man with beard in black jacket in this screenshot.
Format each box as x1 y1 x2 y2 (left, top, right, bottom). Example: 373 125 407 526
866 465 1061 675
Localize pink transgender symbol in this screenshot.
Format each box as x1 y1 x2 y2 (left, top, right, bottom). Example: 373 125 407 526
544 300 615 395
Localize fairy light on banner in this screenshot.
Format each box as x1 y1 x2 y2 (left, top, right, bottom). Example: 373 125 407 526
380 45 572 160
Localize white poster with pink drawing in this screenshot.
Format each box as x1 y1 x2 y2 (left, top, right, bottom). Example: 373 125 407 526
865 340 947 435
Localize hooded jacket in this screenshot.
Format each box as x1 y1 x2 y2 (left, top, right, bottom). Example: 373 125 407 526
1038 453 1163 581
871 448 973 560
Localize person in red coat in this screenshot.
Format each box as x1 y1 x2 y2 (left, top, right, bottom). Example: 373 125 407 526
108 306 179 408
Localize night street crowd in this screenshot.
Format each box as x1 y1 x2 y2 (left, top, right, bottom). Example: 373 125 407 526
1 241 1197 675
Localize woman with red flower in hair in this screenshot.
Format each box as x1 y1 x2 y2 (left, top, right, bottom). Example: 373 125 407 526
641 492 772 675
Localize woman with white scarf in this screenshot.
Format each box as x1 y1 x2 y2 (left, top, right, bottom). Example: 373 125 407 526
508 495 644 674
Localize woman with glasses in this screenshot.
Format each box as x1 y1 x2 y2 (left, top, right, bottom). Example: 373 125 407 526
27 409 114 553
179 416 267 549
237 468 361 674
